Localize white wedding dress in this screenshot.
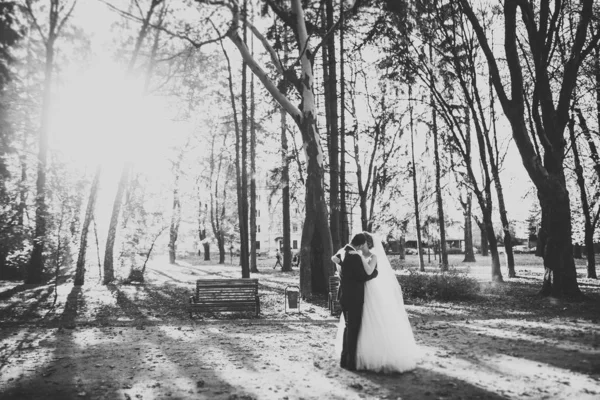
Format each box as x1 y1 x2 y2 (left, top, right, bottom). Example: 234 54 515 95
335 234 420 373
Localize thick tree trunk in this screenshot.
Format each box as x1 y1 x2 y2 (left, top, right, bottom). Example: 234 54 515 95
538 183 582 296
103 163 131 284
298 113 333 297
292 0 333 297
459 0 590 296
228 0 333 296
74 166 101 285
463 192 476 262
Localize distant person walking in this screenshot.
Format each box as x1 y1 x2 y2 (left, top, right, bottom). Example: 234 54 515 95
274 249 283 269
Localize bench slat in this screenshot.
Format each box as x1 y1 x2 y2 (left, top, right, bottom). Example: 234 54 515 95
190 278 260 317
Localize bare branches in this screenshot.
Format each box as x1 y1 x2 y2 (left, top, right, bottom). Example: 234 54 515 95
23 0 48 44
55 0 77 39
101 0 227 50
247 21 284 74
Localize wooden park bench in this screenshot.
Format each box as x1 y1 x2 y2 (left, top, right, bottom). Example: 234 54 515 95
328 275 341 315
189 278 260 317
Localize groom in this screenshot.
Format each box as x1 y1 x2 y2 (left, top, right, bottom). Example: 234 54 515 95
337 232 378 371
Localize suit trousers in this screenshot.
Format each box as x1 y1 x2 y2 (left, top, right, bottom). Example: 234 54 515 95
341 306 363 369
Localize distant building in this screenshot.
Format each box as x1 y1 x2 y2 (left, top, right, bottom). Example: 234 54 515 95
254 176 304 255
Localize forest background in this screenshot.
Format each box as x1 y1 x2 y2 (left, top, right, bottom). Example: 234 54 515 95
0 0 600 299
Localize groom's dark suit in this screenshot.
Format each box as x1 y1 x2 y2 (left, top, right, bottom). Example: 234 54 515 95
337 244 378 370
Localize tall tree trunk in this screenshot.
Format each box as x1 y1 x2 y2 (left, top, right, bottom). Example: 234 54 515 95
568 118 597 279
459 0 590 297
168 168 181 265
339 6 350 246
482 210 502 282
220 33 246 274
488 75 515 277
325 0 341 252
74 166 101 285
537 178 580 295
339 3 349 246
462 191 476 262
18 141 27 226
249 23 258 274
575 109 600 182
430 51 448 270
102 0 161 284
26 1 59 284
198 200 210 260
281 90 292 272
292 0 333 297
103 163 131 283
219 181 228 264
249 86 258 272
240 0 250 278
477 219 489 256
594 45 600 180
228 0 333 296
409 87 425 271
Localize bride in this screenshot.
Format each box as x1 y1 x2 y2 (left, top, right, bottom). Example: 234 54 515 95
333 232 420 373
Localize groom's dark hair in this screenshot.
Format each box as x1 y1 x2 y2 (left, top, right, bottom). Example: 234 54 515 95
350 233 367 247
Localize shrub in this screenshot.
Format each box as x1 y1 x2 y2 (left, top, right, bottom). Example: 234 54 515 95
398 268 480 301
446 247 463 255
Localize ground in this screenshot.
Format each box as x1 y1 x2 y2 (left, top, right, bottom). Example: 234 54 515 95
1 253 600 400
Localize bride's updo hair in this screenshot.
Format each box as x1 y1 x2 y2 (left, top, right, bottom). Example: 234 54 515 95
363 232 374 249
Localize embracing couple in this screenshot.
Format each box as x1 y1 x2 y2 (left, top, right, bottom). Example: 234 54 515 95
332 232 420 373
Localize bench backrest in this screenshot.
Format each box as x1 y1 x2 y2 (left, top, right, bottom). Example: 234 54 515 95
329 276 340 292
195 279 258 300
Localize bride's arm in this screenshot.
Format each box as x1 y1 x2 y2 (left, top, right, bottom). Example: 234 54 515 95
360 253 377 275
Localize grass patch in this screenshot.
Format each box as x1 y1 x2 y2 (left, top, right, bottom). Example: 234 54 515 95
398 268 481 301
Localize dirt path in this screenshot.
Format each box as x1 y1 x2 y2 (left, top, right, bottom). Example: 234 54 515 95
1 255 600 399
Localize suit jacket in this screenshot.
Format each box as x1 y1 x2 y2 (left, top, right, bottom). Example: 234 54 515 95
337 245 378 309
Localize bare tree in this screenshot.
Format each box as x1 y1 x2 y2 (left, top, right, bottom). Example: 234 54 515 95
409 85 425 271
459 0 600 296
24 0 77 284
103 0 164 284
74 166 101 285
197 0 340 296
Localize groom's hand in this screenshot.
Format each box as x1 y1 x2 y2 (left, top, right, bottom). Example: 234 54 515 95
367 268 378 280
